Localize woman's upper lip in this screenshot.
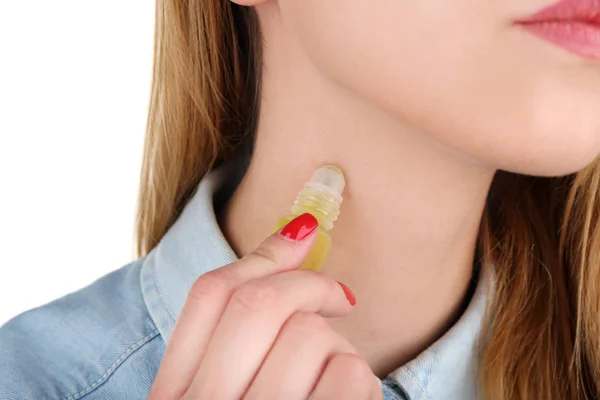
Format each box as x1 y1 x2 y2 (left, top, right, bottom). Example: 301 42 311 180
520 0 600 24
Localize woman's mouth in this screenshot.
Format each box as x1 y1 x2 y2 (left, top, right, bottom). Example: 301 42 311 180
517 0 600 60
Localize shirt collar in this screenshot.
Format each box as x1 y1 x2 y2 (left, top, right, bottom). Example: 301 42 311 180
141 167 489 399
385 262 489 399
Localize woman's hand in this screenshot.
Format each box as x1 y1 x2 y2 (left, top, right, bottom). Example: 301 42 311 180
148 213 382 400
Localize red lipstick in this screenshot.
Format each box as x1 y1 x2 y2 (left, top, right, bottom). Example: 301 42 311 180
518 0 600 60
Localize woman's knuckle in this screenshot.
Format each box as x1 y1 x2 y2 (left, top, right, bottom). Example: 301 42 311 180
230 282 279 314
284 311 330 336
247 243 281 267
189 270 230 300
333 353 373 383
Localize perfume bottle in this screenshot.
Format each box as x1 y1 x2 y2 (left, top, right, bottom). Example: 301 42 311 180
275 165 345 271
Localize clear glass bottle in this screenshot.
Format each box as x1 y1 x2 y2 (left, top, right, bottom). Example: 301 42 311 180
275 165 345 271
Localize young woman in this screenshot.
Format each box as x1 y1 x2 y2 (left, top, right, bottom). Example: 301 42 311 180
2 0 600 399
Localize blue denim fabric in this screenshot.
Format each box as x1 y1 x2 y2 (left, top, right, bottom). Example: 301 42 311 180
0 168 488 399
0 260 164 399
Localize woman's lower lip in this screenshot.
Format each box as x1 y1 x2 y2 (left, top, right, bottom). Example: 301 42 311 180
519 21 600 60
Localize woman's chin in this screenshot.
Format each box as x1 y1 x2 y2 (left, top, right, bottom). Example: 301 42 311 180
498 142 600 178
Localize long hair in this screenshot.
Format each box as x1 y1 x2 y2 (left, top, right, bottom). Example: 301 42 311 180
136 1 600 398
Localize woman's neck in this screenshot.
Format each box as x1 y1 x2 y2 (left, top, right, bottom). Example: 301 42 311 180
222 13 495 376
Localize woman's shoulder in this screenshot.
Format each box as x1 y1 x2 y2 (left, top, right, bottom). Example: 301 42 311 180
0 259 165 400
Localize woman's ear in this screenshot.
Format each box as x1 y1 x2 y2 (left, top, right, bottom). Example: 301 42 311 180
229 0 268 5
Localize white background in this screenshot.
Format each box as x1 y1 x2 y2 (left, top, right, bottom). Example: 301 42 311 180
0 2 154 325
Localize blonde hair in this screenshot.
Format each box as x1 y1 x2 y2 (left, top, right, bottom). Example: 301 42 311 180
137 1 600 398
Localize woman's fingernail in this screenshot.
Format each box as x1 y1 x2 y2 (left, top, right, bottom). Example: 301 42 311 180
279 213 318 242
337 281 356 306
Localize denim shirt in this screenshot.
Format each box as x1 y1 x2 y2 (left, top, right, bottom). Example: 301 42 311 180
0 168 489 400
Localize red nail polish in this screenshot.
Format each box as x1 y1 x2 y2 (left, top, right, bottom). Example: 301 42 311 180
337 281 356 306
279 213 318 241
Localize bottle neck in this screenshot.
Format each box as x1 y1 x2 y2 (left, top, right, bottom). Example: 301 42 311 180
290 187 341 231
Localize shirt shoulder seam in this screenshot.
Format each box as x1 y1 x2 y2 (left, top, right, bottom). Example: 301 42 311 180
61 329 160 400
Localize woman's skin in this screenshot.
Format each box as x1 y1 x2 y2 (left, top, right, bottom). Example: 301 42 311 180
150 0 600 398
150 215 381 399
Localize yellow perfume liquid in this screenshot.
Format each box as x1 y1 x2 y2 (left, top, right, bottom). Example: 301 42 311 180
275 165 345 272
